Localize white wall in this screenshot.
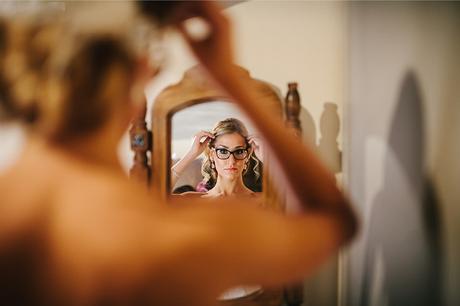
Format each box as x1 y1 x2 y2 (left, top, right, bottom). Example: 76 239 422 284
227 0 346 141
346 2 460 306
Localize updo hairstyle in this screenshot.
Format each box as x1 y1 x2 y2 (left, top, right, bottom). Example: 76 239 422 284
0 16 137 143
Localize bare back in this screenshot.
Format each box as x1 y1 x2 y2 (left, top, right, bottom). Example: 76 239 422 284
0 139 351 306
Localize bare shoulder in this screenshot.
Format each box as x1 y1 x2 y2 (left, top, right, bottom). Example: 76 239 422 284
250 192 262 199
57 166 161 211
243 192 264 209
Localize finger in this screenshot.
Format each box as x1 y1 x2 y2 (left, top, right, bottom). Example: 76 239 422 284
197 131 213 138
181 16 213 43
199 135 214 144
203 137 212 144
176 2 228 43
203 131 215 138
194 1 228 32
176 21 195 45
176 20 209 55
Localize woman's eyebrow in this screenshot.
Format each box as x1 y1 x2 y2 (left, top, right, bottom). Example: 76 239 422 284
217 145 246 150
215 145 246 150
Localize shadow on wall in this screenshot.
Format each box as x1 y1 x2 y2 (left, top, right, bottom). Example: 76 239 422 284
318 103 341 174
300 102 342 306
300 103 342 174
360 71 443 306
300 106 317 148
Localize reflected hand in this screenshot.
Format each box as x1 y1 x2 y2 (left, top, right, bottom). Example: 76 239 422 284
248 135 264 163
188 130 214 159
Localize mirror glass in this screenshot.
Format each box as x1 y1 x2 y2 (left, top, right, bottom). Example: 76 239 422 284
170 100 263 196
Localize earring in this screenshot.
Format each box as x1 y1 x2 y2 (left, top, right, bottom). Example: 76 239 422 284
211 161 215 169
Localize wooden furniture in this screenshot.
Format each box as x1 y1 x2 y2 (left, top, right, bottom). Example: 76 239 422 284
282 83 305 306
129 98 151 184
285 82 302 136
129 65 303 306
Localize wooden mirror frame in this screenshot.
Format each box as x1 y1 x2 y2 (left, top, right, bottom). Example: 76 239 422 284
151 66 284 207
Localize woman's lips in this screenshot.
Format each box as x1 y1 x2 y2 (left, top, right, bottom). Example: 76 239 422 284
225 167 238 171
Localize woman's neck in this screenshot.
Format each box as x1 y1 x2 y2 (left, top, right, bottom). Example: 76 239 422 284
26 133 124 174
209 175 250 196
59 139 123 172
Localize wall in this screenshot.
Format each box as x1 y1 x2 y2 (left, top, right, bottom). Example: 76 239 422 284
346 2 460 306
227 0 346 149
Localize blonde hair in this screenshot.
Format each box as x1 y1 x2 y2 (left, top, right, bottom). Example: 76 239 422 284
0 17 136 143
201 118 261 188
0 18 55 124
43 35 136 143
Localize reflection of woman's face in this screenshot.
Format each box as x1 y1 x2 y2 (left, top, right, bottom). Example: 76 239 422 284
211 133 249 180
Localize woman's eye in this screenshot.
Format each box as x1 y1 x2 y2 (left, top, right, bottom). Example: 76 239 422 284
217 149 229 154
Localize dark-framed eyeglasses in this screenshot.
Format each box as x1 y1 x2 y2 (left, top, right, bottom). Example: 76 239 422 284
213 147 249 160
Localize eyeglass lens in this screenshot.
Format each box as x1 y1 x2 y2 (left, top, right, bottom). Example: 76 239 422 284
215 148 248 160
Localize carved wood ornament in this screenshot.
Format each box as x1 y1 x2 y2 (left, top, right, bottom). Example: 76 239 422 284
129 98 151 184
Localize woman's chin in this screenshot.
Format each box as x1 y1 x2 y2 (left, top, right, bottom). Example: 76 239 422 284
221 170 241 179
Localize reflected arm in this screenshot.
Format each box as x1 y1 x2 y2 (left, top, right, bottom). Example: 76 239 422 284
171 130 213 189
171 151 197 188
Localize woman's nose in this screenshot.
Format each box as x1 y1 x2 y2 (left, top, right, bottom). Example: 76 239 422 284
227 154 236 164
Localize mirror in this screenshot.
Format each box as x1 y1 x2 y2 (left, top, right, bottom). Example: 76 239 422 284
151 66 284 209
171 101 263 195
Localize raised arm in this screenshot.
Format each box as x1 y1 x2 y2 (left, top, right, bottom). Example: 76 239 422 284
56 189 350 305
170 130 214 187
166 197 353 290
173 2 357 240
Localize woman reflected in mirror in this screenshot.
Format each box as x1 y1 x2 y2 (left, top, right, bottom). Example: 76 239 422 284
171 118 264 197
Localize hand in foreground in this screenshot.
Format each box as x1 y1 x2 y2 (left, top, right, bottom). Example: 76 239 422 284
172 1 234 77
